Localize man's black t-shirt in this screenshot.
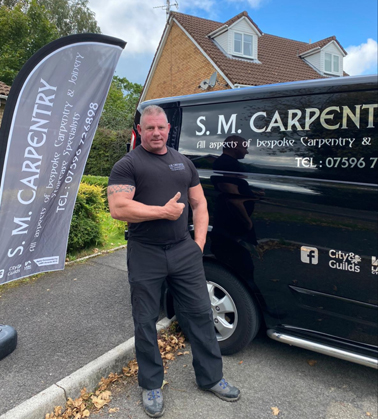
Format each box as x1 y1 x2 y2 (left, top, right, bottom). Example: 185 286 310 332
108 145 199 245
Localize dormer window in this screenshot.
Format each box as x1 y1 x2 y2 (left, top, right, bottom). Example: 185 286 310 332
207 15 262 63
233 32 253 58
325 52 340 74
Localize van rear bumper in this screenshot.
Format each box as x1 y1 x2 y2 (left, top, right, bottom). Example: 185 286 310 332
267 329 378 369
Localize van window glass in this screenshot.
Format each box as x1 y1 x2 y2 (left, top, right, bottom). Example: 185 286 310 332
178 90 377 184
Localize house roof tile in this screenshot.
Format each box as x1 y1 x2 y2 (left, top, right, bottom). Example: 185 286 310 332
172 12 345 86
0 81 11 96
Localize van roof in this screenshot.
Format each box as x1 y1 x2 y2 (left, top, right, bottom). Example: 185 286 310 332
138 75 377 110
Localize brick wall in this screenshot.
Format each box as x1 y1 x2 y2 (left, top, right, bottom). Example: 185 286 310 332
145 23 230 101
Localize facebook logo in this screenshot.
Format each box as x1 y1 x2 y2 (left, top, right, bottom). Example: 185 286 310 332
301 246 319 264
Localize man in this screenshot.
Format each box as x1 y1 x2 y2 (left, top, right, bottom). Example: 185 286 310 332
107 105 240 418
213 135 249 173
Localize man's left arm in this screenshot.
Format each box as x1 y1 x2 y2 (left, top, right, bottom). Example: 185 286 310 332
188 184 209 252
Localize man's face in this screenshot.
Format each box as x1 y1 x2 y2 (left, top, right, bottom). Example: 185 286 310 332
234 140 249 160
137 112 171 155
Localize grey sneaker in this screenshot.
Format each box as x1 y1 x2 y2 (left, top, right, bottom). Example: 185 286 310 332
142 388 165 418
206 378 241 402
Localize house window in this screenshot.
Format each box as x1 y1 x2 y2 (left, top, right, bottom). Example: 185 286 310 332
233 32 253 58
325 52 340 74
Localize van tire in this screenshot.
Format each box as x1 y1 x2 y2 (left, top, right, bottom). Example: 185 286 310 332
204 262 260 355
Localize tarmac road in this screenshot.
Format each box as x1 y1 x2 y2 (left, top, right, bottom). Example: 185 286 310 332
1 248 377 418
96 335 378 419
0 248 133 416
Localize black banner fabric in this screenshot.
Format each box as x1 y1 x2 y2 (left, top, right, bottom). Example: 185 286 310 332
0 34 126 284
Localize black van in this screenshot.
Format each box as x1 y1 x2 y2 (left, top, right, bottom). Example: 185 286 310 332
132 75 378 368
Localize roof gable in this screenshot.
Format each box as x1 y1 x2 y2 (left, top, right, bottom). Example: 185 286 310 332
227 14 262 37
299 36 347 57
223 11 263 35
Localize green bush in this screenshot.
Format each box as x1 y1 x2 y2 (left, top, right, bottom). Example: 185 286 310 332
67 183 104 253
84 128 130 176
81 174 109 210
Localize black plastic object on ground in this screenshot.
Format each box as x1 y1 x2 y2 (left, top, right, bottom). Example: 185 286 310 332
0 324 17 360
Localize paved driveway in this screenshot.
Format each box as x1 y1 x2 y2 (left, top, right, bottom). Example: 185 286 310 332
0 249 133 416
96 333 378 419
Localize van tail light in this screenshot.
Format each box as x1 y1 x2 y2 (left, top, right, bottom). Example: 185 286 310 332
130 129 137 150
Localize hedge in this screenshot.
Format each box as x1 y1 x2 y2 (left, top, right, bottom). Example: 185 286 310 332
81 174 109 210
76 175 127 241
84 127 130 177
67 182 104 253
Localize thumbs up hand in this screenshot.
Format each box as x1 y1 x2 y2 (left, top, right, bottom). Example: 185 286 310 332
164 192 185 220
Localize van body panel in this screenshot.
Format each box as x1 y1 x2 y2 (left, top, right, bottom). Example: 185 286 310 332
134 75 378 363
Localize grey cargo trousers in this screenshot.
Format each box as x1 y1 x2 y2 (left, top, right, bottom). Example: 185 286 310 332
126 234 223 390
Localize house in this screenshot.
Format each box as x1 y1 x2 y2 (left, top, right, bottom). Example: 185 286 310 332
0 81 10 126
141 11 348 102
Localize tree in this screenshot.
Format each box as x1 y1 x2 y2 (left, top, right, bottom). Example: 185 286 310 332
99 76 143 131
0 0 101 85
0 1 59 84
0 0 100 36
0 1 19 7
38 0 100 36
84 77 143 176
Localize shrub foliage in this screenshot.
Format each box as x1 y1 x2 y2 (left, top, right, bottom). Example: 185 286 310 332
84 128 129 177
67 182 104 253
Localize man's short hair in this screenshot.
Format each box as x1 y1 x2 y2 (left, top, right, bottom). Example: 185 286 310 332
140 105 168 124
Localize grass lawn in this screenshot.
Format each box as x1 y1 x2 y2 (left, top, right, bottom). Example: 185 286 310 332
65 211 127 262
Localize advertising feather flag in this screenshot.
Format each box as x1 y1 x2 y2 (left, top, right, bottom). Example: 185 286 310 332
0 34 126 285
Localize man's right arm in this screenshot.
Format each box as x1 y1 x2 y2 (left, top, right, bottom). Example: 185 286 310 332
107 184 185 223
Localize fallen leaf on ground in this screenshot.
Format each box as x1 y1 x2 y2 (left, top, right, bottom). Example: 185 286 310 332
91 390 111 409
271 406 280 416
109 408 119 413
123 360 138 377
97 373 122 392
307 359 317 366
239 361 243 364
45 323 185 419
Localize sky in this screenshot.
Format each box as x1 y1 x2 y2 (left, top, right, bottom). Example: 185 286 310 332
88 0 378 85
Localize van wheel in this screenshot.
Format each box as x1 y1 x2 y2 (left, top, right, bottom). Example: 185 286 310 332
204 263 260 355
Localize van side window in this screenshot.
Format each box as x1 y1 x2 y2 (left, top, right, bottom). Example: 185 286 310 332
179 93 377 185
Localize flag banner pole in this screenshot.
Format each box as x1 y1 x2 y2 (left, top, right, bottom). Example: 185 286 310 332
0 34 126 285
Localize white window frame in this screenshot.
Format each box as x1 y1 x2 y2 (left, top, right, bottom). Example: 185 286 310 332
324 52 340 74
232 31 254 59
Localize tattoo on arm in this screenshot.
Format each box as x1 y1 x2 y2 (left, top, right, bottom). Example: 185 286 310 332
107 185 135 196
